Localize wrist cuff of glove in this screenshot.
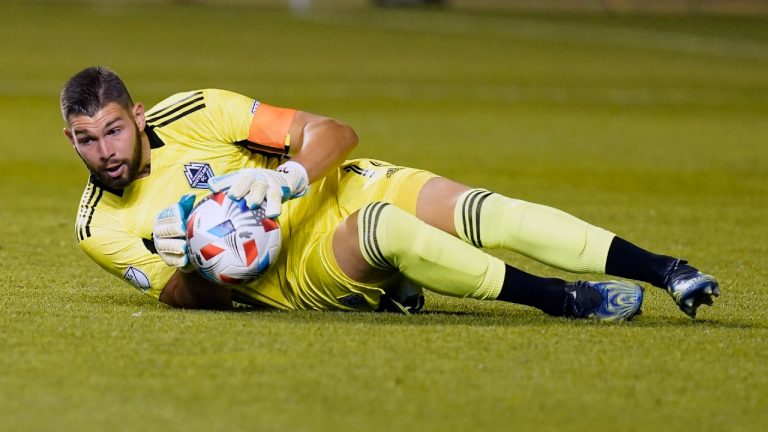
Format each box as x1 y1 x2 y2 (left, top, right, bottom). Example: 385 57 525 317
277 160 309 194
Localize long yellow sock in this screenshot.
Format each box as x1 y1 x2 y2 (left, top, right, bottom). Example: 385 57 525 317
357 202 505 300
454 189 615 273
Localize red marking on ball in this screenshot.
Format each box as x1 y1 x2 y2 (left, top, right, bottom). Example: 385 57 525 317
243 239 258 266
212 191 227 205
186 212 196 240
200 243 225 260
219 274 243 284
262 218 279 232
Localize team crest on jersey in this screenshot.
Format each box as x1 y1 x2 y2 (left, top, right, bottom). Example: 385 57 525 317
124 266 151 292
184 162 215 189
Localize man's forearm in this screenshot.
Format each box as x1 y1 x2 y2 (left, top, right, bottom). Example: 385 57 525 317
159 270 233 310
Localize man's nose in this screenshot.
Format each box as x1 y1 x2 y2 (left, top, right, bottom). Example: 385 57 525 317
97 139 116 161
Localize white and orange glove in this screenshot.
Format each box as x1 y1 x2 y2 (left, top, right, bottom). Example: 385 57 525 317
206 161 308 218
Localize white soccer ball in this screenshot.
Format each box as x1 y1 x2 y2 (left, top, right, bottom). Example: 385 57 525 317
186 191 282 285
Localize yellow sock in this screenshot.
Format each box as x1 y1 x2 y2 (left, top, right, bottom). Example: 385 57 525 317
454 189 615 273
358 202 505 300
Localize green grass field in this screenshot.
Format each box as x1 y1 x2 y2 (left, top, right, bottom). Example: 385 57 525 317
1 2 767 431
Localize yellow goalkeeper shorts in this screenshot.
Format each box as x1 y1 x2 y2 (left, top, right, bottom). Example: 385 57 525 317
283 159 437 311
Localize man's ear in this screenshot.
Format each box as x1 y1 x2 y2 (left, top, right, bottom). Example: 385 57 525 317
63 127 76 146
132 103 146 132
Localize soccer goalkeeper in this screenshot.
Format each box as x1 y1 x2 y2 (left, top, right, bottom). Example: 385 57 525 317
62 66 719 321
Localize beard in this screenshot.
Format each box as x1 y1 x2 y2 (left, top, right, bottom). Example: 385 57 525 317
86 124 143 190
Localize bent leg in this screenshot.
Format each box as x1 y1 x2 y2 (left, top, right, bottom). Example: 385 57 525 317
334 202 504 300
333 201 641 319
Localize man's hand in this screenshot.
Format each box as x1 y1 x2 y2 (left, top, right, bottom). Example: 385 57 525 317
153 194 196 270
207 161 308 218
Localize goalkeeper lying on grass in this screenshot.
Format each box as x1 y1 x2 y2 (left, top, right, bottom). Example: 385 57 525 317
61 66 719 321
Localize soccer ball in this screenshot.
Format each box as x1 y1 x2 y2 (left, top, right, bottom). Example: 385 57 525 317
186 191 282 285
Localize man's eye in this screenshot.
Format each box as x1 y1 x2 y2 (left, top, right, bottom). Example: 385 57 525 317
108 128 120 136
79 137 93 144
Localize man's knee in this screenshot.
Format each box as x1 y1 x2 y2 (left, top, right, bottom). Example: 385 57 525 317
415 177 470 235
332 208 392 284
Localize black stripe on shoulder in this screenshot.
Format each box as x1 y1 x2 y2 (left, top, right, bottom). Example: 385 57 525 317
145 91 204 121
150 103 205 128
146 96 204 125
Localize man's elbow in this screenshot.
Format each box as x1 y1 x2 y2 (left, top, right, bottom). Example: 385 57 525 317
334 120 359 152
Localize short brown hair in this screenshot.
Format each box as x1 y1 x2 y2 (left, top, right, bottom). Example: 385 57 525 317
60 66 133 122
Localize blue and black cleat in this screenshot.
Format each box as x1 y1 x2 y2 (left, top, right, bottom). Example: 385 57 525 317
663 260 720 319
564 280 644 322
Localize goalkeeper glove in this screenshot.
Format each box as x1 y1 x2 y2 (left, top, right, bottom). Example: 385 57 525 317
207 161 308 218
153 193 196 271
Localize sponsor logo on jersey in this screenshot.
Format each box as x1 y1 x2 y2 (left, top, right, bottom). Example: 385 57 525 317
184 162 215 189
385 167 404 178
343 164 376 178
124 266 151 292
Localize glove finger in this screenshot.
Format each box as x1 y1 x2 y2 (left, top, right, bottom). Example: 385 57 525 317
155 207 186 238
155 239 190 268
178 194 196 219
260 173 290 201
165 254 190 268
207 173 240 193
228 176 256 201
244 181 268 209
155 238 188 255
263 187 283 218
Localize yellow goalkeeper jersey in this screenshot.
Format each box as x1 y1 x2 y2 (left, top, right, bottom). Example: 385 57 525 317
75 88 298 307
75 89 435 310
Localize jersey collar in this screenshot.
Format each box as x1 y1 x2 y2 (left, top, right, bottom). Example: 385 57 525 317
89 174 124 197
145 126 165 149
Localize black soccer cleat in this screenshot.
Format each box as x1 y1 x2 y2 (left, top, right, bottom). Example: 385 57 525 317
563 280 644 322
663 260 720 319
377 279 425 315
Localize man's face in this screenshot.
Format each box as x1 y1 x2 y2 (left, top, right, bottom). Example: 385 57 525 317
64 102 147 189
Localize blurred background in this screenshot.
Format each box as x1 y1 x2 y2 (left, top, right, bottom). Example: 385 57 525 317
1 1 767 431
33 0 768 13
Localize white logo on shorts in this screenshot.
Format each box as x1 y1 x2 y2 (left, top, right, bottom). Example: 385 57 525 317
124 266 151 292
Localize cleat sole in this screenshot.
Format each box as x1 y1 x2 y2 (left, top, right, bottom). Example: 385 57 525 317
670 276 720 319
